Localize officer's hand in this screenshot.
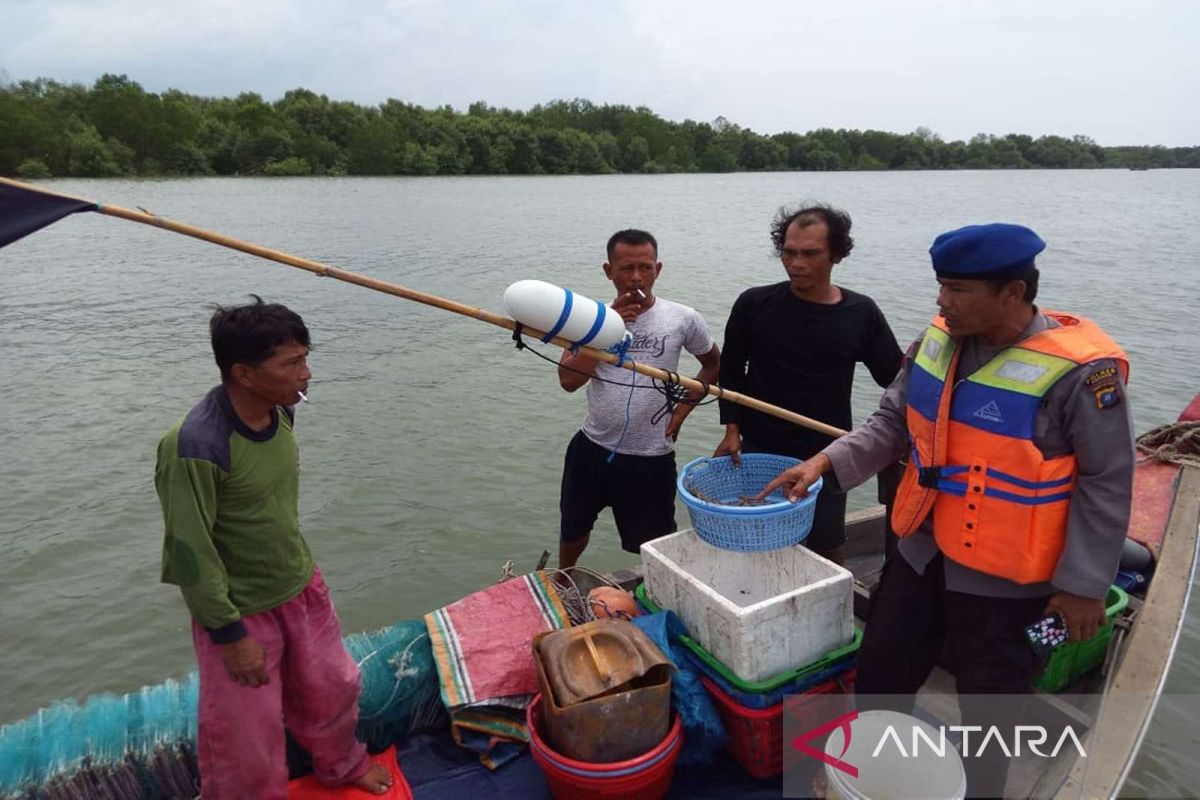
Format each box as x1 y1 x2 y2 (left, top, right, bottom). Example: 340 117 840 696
221 636 270 687
1044 592 1107 642
713 429 742 465
758 454 832 502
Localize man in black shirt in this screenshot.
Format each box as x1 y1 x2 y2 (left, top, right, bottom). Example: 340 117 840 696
715 205 902 562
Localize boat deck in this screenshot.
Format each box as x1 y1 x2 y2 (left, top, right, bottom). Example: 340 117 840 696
608 489 1197 799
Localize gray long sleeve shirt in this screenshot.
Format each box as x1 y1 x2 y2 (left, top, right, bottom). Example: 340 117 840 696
823 311 1134 599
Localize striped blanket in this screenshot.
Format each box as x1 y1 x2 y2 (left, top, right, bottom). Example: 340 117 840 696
424 571 570 768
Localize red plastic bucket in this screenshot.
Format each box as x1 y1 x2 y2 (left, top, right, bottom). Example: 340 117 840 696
527 693 684 799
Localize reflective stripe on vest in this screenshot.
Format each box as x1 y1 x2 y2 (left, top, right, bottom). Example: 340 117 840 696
908 325 956 423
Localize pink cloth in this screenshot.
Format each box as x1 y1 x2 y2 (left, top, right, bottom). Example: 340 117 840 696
192 567 370 800
424 570 570 710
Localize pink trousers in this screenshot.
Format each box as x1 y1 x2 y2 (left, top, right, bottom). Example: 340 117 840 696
192 568 370 800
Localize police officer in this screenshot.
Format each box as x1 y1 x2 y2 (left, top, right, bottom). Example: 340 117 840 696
760 223 1134 798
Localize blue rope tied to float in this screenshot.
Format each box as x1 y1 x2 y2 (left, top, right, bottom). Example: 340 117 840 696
606 332 633 367
540 289 574 343
563 299 611 354
607 366 638 464
602 332 636 461
575 299 608 347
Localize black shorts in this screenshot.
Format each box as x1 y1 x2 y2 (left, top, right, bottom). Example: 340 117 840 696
560 431 678 553
742 437 846 553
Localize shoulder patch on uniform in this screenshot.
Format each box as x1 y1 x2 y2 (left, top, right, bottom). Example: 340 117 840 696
1084 366 1118 386
1092 382 1121 410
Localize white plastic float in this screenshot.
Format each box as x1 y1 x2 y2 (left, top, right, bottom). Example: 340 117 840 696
503 279 629 350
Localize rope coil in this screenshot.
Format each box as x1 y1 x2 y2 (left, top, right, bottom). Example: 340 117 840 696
1136 420 1200 467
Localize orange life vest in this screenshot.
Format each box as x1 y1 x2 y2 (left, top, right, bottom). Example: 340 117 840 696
890 311 1128 584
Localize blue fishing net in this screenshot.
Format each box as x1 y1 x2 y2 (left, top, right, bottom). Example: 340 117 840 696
0 621 442 799
344 620 445 749
0 675 200 799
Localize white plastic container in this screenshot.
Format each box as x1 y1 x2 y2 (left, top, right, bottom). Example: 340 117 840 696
640 529 854 683
824 710 966 800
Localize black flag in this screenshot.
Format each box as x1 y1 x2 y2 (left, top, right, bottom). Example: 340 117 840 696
0 180 96 249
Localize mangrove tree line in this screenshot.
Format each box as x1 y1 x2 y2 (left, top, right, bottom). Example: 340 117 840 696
2 75 1195 178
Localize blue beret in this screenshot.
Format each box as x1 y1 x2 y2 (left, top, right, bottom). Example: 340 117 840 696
930 223 1046 280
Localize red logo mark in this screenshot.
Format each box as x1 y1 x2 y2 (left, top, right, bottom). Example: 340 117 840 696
791 709 859 778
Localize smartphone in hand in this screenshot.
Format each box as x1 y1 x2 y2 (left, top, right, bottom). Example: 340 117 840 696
1025 613 1069 654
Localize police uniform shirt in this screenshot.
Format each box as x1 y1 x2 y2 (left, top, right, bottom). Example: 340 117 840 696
822 311 1134 599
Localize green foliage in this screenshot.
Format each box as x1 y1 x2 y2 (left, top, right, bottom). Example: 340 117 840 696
67 125 132 176
164 142 211 175
17 158 52 178
854 153 885 171
619 135 651 173
261 156 313 176
0 75 1194 177
698 143 738 173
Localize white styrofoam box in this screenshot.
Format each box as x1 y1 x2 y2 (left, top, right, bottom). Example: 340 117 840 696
641 529 854 683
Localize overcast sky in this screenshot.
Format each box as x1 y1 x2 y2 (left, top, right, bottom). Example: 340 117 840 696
2 0 1196 146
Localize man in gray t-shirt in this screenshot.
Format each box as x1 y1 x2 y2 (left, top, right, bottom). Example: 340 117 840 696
556 229 720 569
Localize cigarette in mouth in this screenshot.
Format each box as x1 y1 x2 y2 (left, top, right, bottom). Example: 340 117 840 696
635 289 646 300
297 391 309 403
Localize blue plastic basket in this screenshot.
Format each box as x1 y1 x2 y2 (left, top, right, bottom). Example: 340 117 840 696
677 454 822 552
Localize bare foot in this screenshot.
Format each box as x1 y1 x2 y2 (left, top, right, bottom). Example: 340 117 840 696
351 762 392 795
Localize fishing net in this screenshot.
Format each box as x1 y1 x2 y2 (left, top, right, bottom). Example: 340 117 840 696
0 622 442 800
347 621 446 750
0 677 200 800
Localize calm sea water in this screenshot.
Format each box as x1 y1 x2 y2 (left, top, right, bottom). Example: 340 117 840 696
1 171 1197 793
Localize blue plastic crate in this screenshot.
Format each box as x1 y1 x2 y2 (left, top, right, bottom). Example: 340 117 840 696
682 647 857 709
676 454 822 552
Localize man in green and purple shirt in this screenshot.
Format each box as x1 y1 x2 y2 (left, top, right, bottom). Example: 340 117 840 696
155 297 392 799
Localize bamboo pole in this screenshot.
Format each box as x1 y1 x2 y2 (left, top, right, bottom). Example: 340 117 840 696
2 178 848 438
